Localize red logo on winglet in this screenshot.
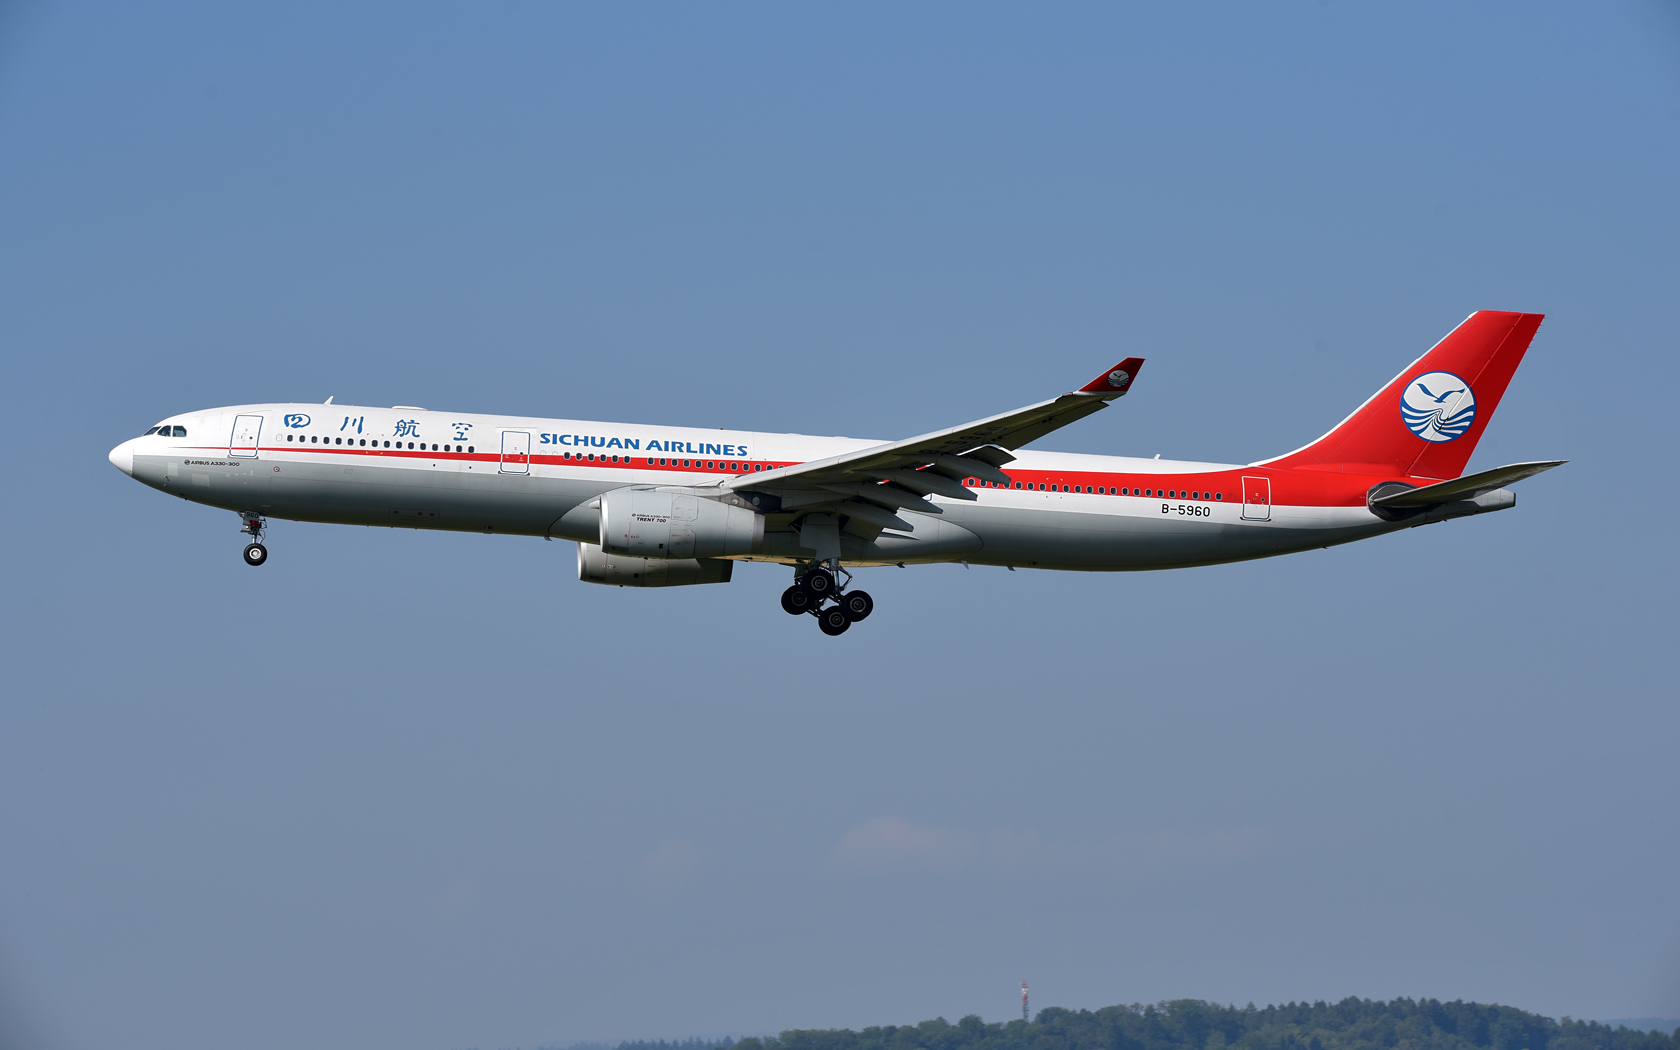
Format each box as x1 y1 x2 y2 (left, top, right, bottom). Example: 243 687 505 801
1078 357 1145 394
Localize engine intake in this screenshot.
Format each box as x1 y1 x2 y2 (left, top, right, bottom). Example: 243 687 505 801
577 543 733 587
599 487 763 559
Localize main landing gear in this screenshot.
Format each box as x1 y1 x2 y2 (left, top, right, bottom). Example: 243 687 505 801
781 564 873 636
240 513 268 567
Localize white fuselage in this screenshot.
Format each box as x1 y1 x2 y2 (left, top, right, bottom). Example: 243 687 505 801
107 402 1511 572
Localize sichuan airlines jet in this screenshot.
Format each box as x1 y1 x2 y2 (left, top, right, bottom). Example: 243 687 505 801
108 310 1561 636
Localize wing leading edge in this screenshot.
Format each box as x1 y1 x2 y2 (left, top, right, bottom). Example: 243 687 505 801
722 358 1144 528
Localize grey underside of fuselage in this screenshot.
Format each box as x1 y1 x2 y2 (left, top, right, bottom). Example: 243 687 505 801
133 453 1407 572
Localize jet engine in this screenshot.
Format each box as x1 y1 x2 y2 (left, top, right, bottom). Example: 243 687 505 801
576 542 733 587
598 487 763 559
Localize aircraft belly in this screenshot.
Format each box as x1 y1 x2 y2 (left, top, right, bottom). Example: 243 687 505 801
944 499 1389 570
133 453 271 510
754 513 981 564
952 504 1221 569
139 454 605 536
267 461 597 534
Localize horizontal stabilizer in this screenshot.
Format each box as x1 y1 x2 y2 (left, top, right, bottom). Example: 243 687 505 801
1370 460 1566 508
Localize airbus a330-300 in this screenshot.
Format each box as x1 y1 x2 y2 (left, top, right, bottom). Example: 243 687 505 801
109 311 1562 636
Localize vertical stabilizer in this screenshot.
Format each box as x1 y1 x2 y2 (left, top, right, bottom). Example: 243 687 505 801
1264 311 1544 479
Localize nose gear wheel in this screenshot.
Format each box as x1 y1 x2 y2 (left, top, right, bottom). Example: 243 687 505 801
239 514 268 567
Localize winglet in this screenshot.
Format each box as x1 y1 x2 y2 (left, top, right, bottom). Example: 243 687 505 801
1076 357 1144 396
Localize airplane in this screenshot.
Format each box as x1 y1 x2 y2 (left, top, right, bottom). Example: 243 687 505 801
107 310 1562 636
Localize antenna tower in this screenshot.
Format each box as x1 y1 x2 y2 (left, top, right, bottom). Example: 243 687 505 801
1022 980 1029 1022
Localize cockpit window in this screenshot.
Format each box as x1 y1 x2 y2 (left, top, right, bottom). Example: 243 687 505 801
143 426 160 435
171 426 187 437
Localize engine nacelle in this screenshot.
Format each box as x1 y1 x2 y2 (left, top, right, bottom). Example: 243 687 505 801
598 487 763 559
576 543 733 587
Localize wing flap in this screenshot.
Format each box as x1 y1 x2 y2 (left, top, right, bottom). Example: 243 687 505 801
868 469 977 501
834 499 913 532
817 481 942 515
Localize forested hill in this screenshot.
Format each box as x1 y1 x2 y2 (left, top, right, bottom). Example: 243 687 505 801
734 999 1678 1050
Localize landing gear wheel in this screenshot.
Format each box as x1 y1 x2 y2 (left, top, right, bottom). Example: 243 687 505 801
800 567 837 599
243 542 268 566
817 606 851 635
780 586 814 616
839 589 874 622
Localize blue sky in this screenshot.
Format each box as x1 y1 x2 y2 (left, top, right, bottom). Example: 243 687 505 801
0 3 1677 1049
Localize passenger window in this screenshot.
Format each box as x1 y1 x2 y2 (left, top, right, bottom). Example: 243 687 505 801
467 446 474 453
1215 492 1223 500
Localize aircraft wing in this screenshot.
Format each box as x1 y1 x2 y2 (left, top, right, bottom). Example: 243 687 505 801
1370 460 1566 508
723 358 1144 507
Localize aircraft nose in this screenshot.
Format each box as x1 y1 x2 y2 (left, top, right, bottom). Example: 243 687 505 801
108 438 136 476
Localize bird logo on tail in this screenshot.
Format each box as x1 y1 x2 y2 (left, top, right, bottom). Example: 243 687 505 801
1400 371 1476 442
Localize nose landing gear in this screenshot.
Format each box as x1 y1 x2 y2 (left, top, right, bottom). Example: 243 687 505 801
784 562 873 636
240 513 268 567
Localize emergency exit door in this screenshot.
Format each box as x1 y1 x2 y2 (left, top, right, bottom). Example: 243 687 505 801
500 431 531 474
229 414 263 458
1241 476 1271 521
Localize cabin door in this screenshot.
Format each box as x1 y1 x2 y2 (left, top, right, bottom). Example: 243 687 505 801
1240 476 1271 521
229 414 263 458
500 431 531 474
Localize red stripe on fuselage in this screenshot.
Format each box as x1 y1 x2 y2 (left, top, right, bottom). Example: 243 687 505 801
188 445 1435 509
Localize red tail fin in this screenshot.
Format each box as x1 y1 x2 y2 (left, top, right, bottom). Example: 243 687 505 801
1264 311 1544 480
